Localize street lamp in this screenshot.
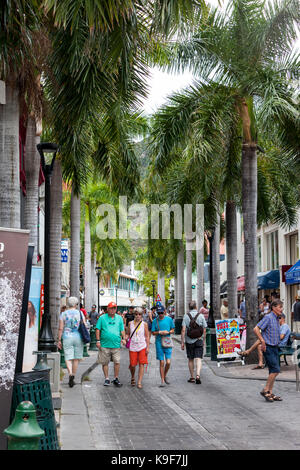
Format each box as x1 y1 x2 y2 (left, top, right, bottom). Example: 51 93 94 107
37 142 59 352
151 279 156 307
95 266 102 314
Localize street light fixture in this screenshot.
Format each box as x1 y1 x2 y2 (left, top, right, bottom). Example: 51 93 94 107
37 142 59 352
151 279 156 307
95 266 102 314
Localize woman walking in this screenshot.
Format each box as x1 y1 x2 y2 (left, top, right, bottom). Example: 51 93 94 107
57 296 86 387
126 307 149 389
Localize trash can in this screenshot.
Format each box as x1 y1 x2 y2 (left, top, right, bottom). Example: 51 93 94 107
175 318 183 335
10 370 59 450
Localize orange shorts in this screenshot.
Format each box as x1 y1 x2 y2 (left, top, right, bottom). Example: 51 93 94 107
129 348 148 367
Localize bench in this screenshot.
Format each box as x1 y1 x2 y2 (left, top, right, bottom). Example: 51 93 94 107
278 332 300 365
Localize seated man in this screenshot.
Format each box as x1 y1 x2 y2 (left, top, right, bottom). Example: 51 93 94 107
278 313 291 349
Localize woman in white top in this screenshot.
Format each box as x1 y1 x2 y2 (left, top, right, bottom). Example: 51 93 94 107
126 307 149 389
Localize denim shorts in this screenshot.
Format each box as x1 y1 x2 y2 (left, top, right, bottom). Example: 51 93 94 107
156 342 173 361
263 344 280 374
63 334 83 361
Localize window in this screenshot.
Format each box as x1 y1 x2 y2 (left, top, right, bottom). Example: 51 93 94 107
289 233 299 265
266 231 279 270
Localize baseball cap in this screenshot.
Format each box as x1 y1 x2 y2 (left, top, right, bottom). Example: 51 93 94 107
107 301 117 308
92 304 96 308
156 305 165 314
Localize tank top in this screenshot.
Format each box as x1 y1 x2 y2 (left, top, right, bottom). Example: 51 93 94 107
129 321 147 352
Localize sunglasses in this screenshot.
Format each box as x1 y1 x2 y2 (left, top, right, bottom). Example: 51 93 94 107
135 313 142 316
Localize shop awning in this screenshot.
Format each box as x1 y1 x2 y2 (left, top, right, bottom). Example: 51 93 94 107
285 260 300 285
257 270 280 290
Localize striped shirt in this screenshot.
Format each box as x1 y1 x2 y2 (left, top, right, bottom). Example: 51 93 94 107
257 312 281 346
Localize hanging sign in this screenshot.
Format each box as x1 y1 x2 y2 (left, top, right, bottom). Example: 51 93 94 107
215 318 242 359
0 227 29 449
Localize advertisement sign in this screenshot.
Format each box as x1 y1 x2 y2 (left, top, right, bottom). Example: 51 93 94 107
61 239 68 262
22 266 43 372
0 228 29 449
216 318 242 359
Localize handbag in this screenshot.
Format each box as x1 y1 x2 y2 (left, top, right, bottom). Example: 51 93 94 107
126 321 142 349
78 312 91 344
157 318 173 348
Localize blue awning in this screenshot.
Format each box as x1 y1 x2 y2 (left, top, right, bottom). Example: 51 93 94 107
286 260 300 285
257 270 280 290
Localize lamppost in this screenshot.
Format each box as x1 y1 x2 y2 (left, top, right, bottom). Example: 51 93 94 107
95 266 102 314
206 229 217 361
37 142 59 352
115 285 119 306
151 279 156 307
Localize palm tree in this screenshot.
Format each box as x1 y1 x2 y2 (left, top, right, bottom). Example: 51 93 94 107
150 0 299 355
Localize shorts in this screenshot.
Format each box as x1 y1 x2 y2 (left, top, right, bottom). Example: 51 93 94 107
156 342 173 361
186 339 203 360
63 335 84 361
97 347 121 365
129 348 148 367
263 344 280 374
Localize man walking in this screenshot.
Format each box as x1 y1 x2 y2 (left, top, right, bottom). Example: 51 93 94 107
96 301 126 387
88 304 99 327
254 299 283 402
181 301 207 384
152 305 175 387
292 295 300 333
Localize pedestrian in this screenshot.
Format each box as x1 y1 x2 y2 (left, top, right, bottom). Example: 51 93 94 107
80 303 88 318
126 307 150 389
253 299 283 402
125 306 135 327
95 301 126 387
148 306 157 340
199 300 209 321
181 301 207 384
292 295 300 333
278 313 291 349
238 297 246 322
57 296 86 388
220 299 229 319
88 304 99 327
259 297 271 318
151 305 175 387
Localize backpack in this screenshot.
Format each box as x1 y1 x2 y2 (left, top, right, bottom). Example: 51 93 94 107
187 312 203 339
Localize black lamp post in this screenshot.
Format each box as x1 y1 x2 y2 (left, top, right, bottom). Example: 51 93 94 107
95 266 102 314
37 142 59 352
207 229 218 361
151 279 156 307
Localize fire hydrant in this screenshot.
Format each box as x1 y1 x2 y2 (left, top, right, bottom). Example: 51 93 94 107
4 401 45 450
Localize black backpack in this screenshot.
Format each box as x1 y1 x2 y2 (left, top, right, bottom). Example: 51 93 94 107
187 312 203 339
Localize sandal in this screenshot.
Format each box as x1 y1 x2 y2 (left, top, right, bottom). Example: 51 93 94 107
270 394 283 401
131 378 136 386
237 351 248 357
187 378 195 383
260 390 274 402
252 365 264 369
137 383 143 389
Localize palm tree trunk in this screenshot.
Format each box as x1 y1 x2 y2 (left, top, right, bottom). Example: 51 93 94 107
196 234 204 311
49 159 63 341
157 270 165 306
242 142 258 358
212 215 220 319
176 241 185 318
70 184 81 299
0 84 20 228
226 201 238 317
23 116 40 264
185 238 193 313
84 203 92 311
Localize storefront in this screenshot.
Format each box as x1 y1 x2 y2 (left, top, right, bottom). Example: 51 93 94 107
285 261 300 325
257 269 280 301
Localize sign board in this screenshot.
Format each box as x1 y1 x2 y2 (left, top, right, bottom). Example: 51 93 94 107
215 318 242 359
99 289 105 296
61 239 68 262
155 294 161 302
22 266 43 372
0 228 29 449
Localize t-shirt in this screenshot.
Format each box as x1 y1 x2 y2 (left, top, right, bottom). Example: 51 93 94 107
125 312 135 327
60 309 81 340
182 310 207 344
220 305 229 319
96 313 124 348
152 316 175 348
278 323 291 347
293 301 300 322
88 310 99 326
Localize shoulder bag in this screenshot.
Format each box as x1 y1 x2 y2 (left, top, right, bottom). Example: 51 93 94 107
78 312 91 344
158 318 173 348
126 321 142 349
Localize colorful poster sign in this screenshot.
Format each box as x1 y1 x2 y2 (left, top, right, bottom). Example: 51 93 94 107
0 228 29 449
22 266 43 372
216 318 242 359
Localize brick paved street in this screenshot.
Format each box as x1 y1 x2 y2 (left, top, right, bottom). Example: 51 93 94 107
81 339 300 450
